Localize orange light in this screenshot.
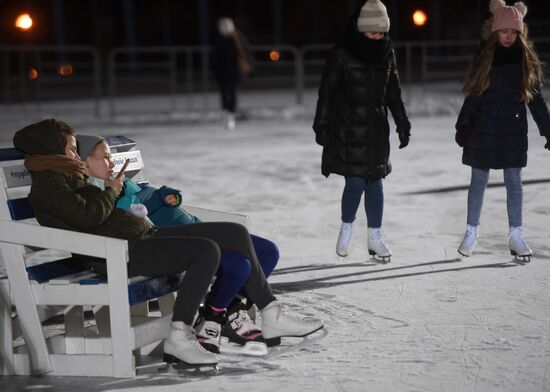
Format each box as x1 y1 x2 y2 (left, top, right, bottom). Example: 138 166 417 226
28 68 39 79
269 50 280 62
58 64 74 76
15 13 33 30
412 10 428 26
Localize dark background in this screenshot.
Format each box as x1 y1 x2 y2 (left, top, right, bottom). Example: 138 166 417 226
2 0 550 51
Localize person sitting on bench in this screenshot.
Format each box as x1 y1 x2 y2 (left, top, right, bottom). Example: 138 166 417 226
13 119 324 363
77 134 282 354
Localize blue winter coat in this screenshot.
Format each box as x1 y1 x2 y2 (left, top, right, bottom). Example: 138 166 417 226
135 183 201 227
456 61 550 169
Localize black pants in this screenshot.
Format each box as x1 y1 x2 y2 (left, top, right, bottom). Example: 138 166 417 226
219 82 238 113
127 222 275 324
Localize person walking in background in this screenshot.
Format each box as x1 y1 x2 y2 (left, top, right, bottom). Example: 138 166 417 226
455 0 550 262
211 17 254 130
312 0 411 263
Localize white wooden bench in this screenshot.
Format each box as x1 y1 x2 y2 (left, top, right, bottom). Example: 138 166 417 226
0 136 249 377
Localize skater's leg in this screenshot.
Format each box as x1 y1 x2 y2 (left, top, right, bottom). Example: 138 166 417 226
503 167 523 228
467 167 490 226
364 179 383 228
128 236 220 325
158 223 275 309
504 168 531 258
206 253 251 309
341 176 365 223
250 235 279 278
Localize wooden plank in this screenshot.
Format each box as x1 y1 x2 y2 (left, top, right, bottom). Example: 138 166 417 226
0 220 126 259
64 306 85 354
0 279 15 375
104 237 134 378
2 243 52 375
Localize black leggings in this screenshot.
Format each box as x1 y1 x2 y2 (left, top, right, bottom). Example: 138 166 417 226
127 222 275 324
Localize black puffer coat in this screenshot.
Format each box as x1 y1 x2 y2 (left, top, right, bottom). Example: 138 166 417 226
456 43 550 169
312 13 410 180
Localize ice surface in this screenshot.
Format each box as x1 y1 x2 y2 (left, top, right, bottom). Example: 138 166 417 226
1 86 549 391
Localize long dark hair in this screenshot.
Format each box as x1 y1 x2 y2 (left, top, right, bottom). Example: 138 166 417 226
463 20 544 102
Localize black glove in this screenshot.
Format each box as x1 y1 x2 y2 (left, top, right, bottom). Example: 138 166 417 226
398 131 410 149
455 127 471 148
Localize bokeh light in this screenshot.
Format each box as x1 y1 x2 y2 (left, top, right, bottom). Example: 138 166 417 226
15 14 33 30
412 10 428 27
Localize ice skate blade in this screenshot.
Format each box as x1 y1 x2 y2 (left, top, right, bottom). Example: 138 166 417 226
265 327 328 359
219 338 269 356
368 251 391 264
162 353 218 368
265 324 325 347
511 251 531 264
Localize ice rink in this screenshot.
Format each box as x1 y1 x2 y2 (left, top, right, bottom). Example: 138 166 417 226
1 86 550 391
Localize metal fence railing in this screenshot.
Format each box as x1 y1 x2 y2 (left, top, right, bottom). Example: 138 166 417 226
2 38 549 118
0 45 101 117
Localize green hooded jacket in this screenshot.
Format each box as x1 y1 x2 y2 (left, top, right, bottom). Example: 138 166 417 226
13 119 153 252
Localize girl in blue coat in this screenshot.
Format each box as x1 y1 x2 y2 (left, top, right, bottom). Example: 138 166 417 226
77 135 294 354
455 0 550 261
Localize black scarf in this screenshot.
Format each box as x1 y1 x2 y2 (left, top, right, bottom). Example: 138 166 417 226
493 40 523 66
340 8 392 64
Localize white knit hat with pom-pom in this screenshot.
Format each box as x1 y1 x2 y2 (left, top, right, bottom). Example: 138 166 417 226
490 0 527 34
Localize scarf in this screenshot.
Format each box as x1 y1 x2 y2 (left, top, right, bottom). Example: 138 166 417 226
493 40 523 66
24 154 87 180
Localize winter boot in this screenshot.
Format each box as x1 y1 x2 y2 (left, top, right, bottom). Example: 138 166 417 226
163 321 218 366
458 224 478 257
367 227 391 262
509 226 532 263
260 300 324 347
194 305 226 354
336 222 353 257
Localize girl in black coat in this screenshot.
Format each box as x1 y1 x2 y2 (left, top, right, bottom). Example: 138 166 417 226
313 0 410 262
455 0 550 261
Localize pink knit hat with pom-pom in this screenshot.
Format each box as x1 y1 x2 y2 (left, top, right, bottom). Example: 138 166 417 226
490 0 527 34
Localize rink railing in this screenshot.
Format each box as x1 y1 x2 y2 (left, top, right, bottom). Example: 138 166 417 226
0 45 101 117
1 38 549 118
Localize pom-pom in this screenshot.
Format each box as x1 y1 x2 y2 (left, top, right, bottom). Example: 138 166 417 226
514 2 527 16
489 0 506 15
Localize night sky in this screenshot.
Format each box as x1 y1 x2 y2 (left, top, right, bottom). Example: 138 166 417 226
2 0 550 52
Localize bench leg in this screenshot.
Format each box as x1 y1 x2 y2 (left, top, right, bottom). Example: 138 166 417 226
2 244 52 374
0 282 15 375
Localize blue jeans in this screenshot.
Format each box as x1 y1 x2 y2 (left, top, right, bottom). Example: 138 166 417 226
467 167 523 227
341 176 384 228
206 235 279 309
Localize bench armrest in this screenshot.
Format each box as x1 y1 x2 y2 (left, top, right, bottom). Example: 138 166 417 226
0 220 128 260
183 205 250 228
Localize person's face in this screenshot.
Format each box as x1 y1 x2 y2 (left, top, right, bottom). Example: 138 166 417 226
64 135 80 160
364 32 384 40
85 141 115 180
498 29 518 47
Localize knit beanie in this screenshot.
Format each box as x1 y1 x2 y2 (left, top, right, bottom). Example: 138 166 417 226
357 0 390 33
218 17 235 37
490 0 527 34
77 134 105 161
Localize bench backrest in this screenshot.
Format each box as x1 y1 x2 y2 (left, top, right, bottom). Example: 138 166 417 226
0 135 144 222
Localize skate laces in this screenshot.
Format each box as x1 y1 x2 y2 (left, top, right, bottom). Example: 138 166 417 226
228 309 263 340
370 228 383 240
508 226 526 241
